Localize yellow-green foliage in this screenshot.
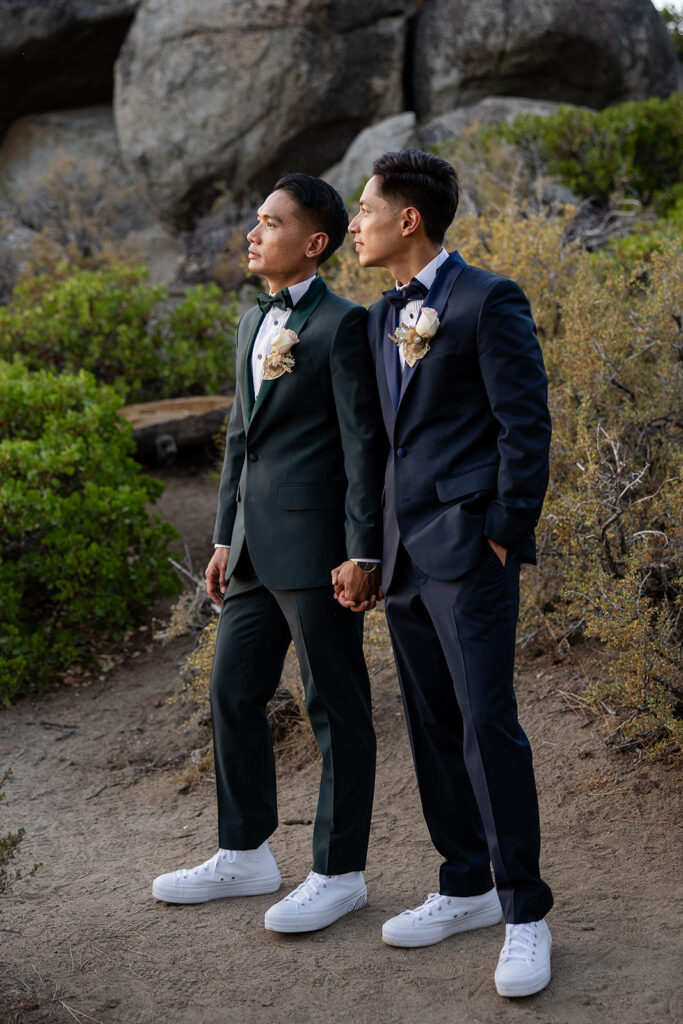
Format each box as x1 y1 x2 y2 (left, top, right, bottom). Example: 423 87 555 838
448 201 580 344
535 242 683 755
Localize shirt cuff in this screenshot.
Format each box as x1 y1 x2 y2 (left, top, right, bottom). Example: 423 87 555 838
350 558 381 563
214 543 230 549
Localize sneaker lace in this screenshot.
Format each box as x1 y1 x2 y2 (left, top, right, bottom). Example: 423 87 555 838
179 849 237 879
500 922 538 962
403 892 450 920
285 871 337 906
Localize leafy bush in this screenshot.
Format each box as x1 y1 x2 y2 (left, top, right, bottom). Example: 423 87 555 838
0 360 181 702
497 94 683 210
0 265 238 403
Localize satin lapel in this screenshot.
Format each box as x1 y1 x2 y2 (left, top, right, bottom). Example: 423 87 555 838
240 307 265 422
398 250 467 405
382 302 401 411
248 276 328 430
368 301 397 431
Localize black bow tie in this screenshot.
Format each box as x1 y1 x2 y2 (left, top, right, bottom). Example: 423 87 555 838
382 278 429 310
257 288 294 314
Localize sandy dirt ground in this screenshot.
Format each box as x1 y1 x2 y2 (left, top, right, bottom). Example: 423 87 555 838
1 465 681 1024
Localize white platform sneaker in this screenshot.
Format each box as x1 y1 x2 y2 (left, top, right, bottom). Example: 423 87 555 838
382 888 502 947
494 919 552 997
264 871 367 933
152 841 281 904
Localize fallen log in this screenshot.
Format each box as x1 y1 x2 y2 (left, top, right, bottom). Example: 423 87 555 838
118 395 232 462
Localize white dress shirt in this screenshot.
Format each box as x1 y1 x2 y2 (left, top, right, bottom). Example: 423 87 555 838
251 275 317 397
396 247 449 370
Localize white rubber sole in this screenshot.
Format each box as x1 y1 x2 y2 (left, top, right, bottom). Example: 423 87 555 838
382 895 503 948
495 939 552 997
264 890 367 933
152 872 282 904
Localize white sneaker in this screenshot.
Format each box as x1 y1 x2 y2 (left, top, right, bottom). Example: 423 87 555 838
264 871 367 933
494 918 552 997
382 888 502 948
152 842 281 904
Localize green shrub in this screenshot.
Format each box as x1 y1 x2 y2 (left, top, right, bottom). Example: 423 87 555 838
0 360 181 702
0 264 238 403
498 94 683 210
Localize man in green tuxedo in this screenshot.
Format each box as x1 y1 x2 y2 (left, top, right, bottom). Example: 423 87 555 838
152 173 387 934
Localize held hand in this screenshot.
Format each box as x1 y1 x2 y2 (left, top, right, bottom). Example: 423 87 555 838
331 561 381 612
337 585 384 613
206 547 230 604
487 537 507 566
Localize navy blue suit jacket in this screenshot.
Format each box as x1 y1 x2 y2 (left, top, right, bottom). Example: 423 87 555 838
367 252 552 589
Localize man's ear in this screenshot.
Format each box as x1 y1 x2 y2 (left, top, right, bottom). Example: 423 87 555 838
306 232 328 260
400 206 421 238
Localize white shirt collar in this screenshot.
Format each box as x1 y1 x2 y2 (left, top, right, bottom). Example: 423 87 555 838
397 248 448 291
270 274 317 307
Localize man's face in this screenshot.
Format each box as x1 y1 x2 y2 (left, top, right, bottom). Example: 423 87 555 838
348 175 403 269
246 189 316 279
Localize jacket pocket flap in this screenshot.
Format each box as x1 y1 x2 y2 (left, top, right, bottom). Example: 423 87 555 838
435 462 498 502
277 484 344 511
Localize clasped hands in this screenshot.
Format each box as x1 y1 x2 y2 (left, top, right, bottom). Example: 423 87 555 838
331 561 382 612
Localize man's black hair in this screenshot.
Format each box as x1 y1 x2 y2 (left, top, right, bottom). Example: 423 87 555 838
372 149 459 244
274 172 349 263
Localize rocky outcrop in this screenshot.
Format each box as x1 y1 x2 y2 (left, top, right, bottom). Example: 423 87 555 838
323 112 419 199
322 100 568 198
418 96 567 149
0 107 121 192
0 106 181 291
412 0 681 118
114 0 407 227
0 1 139 127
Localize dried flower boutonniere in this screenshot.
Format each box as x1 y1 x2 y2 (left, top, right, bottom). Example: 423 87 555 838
390 306 440 367
263 328 300 380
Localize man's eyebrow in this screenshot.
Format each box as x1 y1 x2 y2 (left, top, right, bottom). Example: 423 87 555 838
257 209 283 223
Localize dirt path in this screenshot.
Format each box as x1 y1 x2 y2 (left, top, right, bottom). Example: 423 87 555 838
1 467 681 1024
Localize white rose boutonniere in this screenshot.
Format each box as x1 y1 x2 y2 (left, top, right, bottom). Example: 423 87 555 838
389 306 440 367
263 328 300 380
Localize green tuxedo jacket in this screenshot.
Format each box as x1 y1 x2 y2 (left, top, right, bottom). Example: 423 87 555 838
212 276 387 590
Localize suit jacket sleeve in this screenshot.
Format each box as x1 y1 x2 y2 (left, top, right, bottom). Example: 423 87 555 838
478 279 552 550
329 305 387 559
212 320 247 546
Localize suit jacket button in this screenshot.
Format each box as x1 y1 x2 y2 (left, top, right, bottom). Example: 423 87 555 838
396 447 406 458
248 452 259 462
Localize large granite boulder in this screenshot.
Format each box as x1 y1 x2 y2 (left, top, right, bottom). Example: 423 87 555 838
0 105 181 287
114 0 407 227
412 0 681 118
418 96 567 149
0 1 139 127
323 112 419 199
0 107 121 193
321 99 567 198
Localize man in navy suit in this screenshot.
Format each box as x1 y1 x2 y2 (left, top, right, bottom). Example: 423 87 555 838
344 149 554 997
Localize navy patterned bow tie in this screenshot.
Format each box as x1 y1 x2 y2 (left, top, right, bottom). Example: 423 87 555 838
256 288 294 314
382 278 429 309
